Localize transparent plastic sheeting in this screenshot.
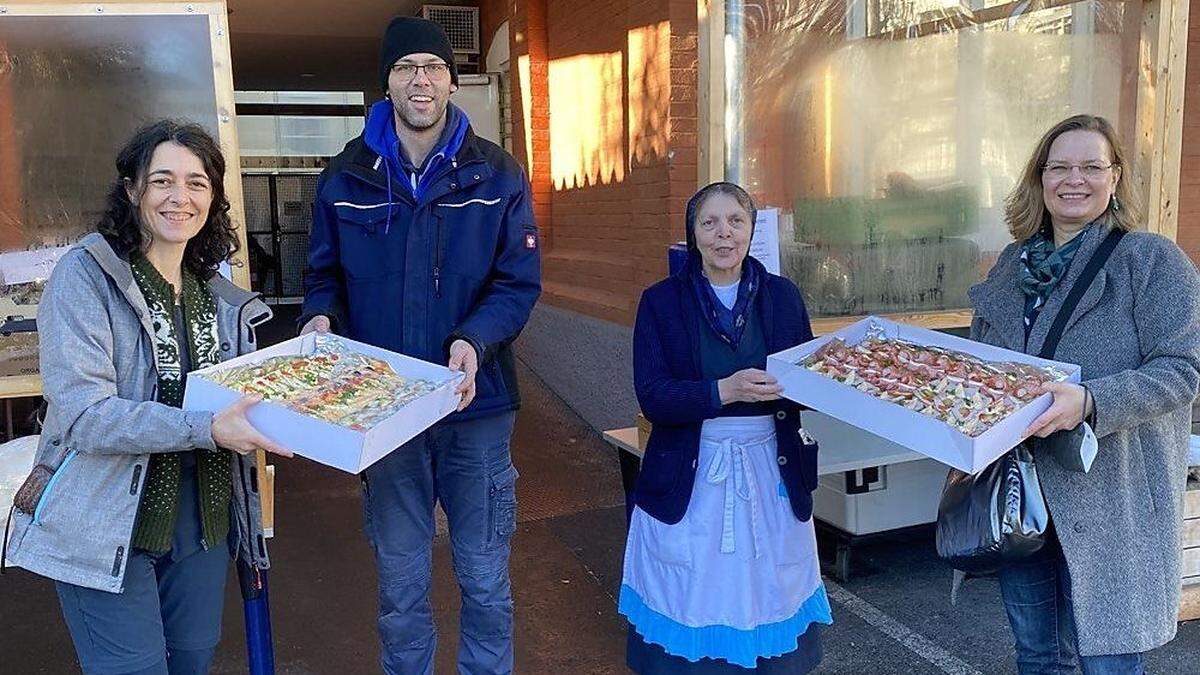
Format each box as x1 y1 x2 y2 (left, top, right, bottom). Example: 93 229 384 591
724 0 1130 317
0 14 219 377
0 15 219 254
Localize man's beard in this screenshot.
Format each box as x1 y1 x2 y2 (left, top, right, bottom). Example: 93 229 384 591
395 101 445 133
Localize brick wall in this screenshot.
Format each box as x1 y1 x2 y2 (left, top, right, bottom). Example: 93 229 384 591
479 0 699 325
1180 0 1200 266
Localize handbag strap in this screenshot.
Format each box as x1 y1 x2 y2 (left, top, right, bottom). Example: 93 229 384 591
1038 228 1125 359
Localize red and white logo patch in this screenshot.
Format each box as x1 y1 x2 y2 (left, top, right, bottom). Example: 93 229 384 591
524 233 537 250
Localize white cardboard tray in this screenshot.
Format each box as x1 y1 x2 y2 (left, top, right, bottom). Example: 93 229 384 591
767 316 1081 474
183 334 462 473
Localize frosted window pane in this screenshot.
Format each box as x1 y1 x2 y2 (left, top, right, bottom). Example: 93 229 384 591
0 15 217 251
726 0 1131 317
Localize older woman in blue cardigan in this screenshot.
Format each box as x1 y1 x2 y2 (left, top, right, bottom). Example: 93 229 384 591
619 183 832 673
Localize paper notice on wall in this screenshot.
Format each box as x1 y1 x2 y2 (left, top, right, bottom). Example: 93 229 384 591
750 207 781 275
0 245 71 286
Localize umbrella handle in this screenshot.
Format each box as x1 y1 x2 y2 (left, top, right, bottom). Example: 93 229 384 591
237 559 276 675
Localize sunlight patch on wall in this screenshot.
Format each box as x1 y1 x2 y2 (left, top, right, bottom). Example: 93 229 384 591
628 21 670 167
549 51 625 189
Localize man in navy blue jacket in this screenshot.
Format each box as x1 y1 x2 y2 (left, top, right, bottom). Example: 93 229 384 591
300 17 540 675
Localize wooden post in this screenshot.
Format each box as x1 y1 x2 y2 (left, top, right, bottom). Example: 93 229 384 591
206 2 252 291
1132 0 1190 241
202 3 270 526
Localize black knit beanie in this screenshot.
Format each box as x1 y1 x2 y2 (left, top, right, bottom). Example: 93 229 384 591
379 17 459 91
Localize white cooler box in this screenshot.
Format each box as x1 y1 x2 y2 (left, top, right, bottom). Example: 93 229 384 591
808 410 948 536
813 459 949 536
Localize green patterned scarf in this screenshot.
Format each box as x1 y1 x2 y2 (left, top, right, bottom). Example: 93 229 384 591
1018 226 1089 337
129 254 231 553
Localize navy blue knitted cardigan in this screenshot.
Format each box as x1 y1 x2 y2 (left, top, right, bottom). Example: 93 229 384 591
631 257 819 524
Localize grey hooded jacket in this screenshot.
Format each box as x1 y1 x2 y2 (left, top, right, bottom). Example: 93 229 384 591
3 233 272 592
970 222 1200 656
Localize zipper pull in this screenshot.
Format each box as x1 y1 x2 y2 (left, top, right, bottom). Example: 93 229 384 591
433 267 441 297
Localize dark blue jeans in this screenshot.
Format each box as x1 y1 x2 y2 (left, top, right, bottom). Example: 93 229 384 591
997 535 1145 675
361 412 518 675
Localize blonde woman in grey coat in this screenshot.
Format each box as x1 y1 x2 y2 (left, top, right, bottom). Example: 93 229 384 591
969 114 1200 674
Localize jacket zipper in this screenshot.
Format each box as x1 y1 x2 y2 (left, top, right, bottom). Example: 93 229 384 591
33 450 78 525
2 506 15 574
431 157 461 300
231 295 267 568
348 154 482 302
434 215 443 298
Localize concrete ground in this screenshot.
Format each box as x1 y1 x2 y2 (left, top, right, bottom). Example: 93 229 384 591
2 308 1198 673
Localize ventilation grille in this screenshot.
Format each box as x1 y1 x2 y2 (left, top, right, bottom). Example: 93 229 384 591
421 5 480 54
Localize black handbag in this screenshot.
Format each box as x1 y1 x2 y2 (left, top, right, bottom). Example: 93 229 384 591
935 228 1125 573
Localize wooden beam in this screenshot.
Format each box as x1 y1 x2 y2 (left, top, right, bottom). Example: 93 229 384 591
1183 581 1200 622
1185 517 1200 548
1185 483 1200 621
810 309 974 337
1184 546 1200 579
204 2 270 512
1187 481 1200 519
697 0 724 187
205 2 253 291
0 2 215 13
1133 0 1190 241
259 458 275 536
0 374 41 399
866 0 1084 41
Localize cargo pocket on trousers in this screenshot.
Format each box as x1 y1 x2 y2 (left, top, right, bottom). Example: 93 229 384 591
487 463 519 548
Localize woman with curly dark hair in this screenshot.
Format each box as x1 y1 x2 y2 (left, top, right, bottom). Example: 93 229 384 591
96 120 243 279
6 120 291 674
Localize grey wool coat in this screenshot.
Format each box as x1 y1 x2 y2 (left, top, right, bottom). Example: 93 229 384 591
969 221 1200 656
3 233 273 592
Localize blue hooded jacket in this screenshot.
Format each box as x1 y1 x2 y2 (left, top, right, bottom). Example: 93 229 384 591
301 100 541 421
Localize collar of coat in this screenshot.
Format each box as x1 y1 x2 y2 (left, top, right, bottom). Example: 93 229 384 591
970 217 1119 354
340 123 491 195
77 232 271 342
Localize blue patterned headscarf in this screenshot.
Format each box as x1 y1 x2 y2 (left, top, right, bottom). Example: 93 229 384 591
686 253 763 346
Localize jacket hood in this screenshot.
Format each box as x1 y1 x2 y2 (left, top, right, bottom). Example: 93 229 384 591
77 232 269 324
